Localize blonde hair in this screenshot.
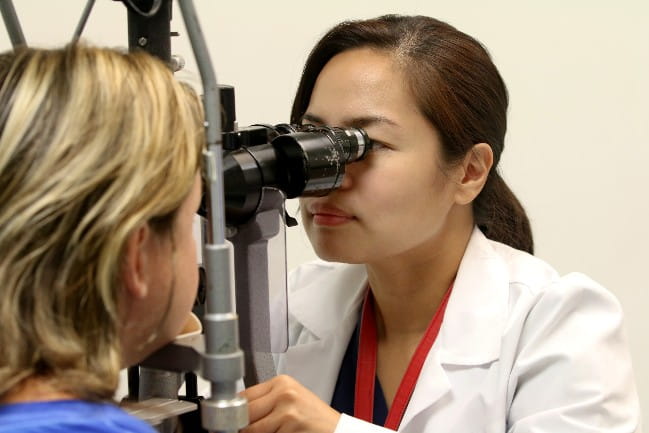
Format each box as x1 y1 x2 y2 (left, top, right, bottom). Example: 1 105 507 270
0 45 205 400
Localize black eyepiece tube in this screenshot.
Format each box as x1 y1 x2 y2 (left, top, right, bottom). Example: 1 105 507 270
222 125 372 225
271 126 371 198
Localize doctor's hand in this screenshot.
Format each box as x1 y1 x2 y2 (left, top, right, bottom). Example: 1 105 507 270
240 374 341 433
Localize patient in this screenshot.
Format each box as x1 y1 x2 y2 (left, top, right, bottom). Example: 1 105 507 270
0 44 204 432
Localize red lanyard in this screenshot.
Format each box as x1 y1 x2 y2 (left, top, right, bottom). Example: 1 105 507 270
354 284 453 430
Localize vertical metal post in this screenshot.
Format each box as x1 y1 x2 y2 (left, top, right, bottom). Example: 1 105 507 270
0 0 26 48
71 0 97 42
177 1 247 432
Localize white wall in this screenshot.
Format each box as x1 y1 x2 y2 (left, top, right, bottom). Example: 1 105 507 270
1 0 647 421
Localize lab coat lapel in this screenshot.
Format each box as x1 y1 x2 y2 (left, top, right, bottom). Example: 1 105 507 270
281 311 358 402
282 262 368 402
399 350 452 428
399 228 509 429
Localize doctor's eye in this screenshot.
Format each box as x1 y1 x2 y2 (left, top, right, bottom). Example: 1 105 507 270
369 140 392 153
297 122 321 130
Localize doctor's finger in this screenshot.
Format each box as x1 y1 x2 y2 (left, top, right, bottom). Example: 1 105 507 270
241 379 275 401
242 398 315 433
242 375 300 402
240 410 283 433
246 378 306 421
244 386 279 425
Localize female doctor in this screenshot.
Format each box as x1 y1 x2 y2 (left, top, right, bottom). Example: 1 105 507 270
241 15 641 433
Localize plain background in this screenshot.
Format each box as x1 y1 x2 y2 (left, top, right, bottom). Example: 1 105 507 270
1 0 646 423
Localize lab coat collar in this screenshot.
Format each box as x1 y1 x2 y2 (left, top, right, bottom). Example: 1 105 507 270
437 226 508 365
289 227 508 365
400 227 509 428
289 260 368 340
285 227 509 422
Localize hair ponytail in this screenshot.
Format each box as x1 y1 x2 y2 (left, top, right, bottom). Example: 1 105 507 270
475 171 533 254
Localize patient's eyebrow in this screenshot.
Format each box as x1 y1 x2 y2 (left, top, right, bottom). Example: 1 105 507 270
301 113 400 129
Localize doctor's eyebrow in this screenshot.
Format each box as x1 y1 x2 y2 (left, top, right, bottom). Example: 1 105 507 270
301 113 400 129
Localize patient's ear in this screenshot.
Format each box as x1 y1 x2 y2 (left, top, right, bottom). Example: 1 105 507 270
121 224 152 300
454 142 493 205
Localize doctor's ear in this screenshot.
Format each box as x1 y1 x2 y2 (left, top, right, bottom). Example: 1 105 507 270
454 143 493 205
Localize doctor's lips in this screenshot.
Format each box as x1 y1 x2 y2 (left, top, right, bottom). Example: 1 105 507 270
307 203 355 226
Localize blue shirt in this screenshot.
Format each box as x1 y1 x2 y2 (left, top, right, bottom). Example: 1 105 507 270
0 400 156 433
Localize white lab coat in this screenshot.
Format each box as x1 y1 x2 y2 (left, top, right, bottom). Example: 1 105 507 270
274 227 641 433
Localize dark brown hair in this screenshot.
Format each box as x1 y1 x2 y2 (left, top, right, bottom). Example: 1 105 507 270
291 15 533 253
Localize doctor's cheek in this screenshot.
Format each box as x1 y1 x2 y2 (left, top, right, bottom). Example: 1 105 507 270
241 375 341 433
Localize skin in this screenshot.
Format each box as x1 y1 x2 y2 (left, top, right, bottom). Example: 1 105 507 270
242 47 492 433
119 173 202 367
3 173 202 403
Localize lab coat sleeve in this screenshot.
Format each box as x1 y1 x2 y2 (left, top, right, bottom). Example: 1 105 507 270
334 413 397 433
507 273 641 433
